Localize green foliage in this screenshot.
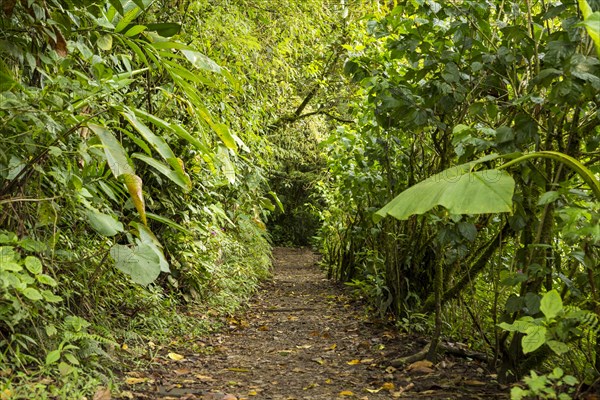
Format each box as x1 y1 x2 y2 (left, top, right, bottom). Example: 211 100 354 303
319 0 600 384
511 368 579 400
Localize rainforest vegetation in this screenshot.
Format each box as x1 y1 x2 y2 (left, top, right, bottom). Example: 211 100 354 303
0 0 599 398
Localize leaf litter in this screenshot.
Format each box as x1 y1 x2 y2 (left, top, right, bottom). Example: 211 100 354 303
116 247 508 399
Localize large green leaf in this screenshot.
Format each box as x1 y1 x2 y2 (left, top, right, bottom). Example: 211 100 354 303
134 223 170 273
132 108 211 154
86 210 124 237
110 243 161 286
375 162 515 221
89 124 135 177
540 290 563 319
522 325 547 354
122 110 176 160
132 153 191 191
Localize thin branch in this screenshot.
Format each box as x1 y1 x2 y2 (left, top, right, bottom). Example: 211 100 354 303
0 196 61 205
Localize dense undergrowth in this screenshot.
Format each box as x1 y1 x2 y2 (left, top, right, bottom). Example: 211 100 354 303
1 0 599 398
316 0 600 395
0 0 360 397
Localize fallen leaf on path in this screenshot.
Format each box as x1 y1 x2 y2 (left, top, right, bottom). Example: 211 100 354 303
258 325 269 331
195 374 215 381
464 379 486 386
382 382 395 391
248 390 258 396
339 390 354 396
93 387 111 400
124 377 151 385
328 343 337 350
365 388 382 393
296 344 312 349
226 367 250 372
346 359 360 365
406 360 433 371
360 358 374 364
312 357 325 365
174 368 191 375
167 352 185 361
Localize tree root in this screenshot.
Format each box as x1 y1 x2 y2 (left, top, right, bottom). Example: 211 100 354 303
390 342 488 367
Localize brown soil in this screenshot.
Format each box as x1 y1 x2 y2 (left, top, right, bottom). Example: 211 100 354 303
119 247 509 399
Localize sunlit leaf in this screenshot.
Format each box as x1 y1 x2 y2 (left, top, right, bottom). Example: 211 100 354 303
181 50 222 73
24 256 42 274
119 173 147 225
376 163 515 221
22 287 43 301
124 24 146 37
167 352 185 361
522 325 547 354
97 34 113 51
540 290 563 319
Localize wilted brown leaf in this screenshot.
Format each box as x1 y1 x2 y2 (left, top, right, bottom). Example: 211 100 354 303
406 360 433 370
93 387 111 400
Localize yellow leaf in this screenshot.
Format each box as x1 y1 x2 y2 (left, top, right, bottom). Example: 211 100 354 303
382 382 395 391
339 390 354 396
167 352 185 361
124 377 149 385
365 388 381 393
325 378 332 384
121 344 128 350
1 389 12 400
360 358 374 364
226 367 250 372
328 343 337 350
346 359 360 365
248 390 258 396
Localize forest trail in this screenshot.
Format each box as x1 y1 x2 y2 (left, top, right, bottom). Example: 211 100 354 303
120 247 508 399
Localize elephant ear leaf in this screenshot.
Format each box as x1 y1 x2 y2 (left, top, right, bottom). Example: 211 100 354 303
375 162 515 222
110 243 161 286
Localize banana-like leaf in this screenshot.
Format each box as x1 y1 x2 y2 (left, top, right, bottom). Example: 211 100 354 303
90 124 147 225
132 108 211 155
578 0 600 56
122 109 191 189
89 124 135 177
122 110 176 160
171 77 239 152
132 153 191 191
375 163 515 222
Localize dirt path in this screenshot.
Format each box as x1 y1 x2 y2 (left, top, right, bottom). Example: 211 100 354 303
121 247 508 399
